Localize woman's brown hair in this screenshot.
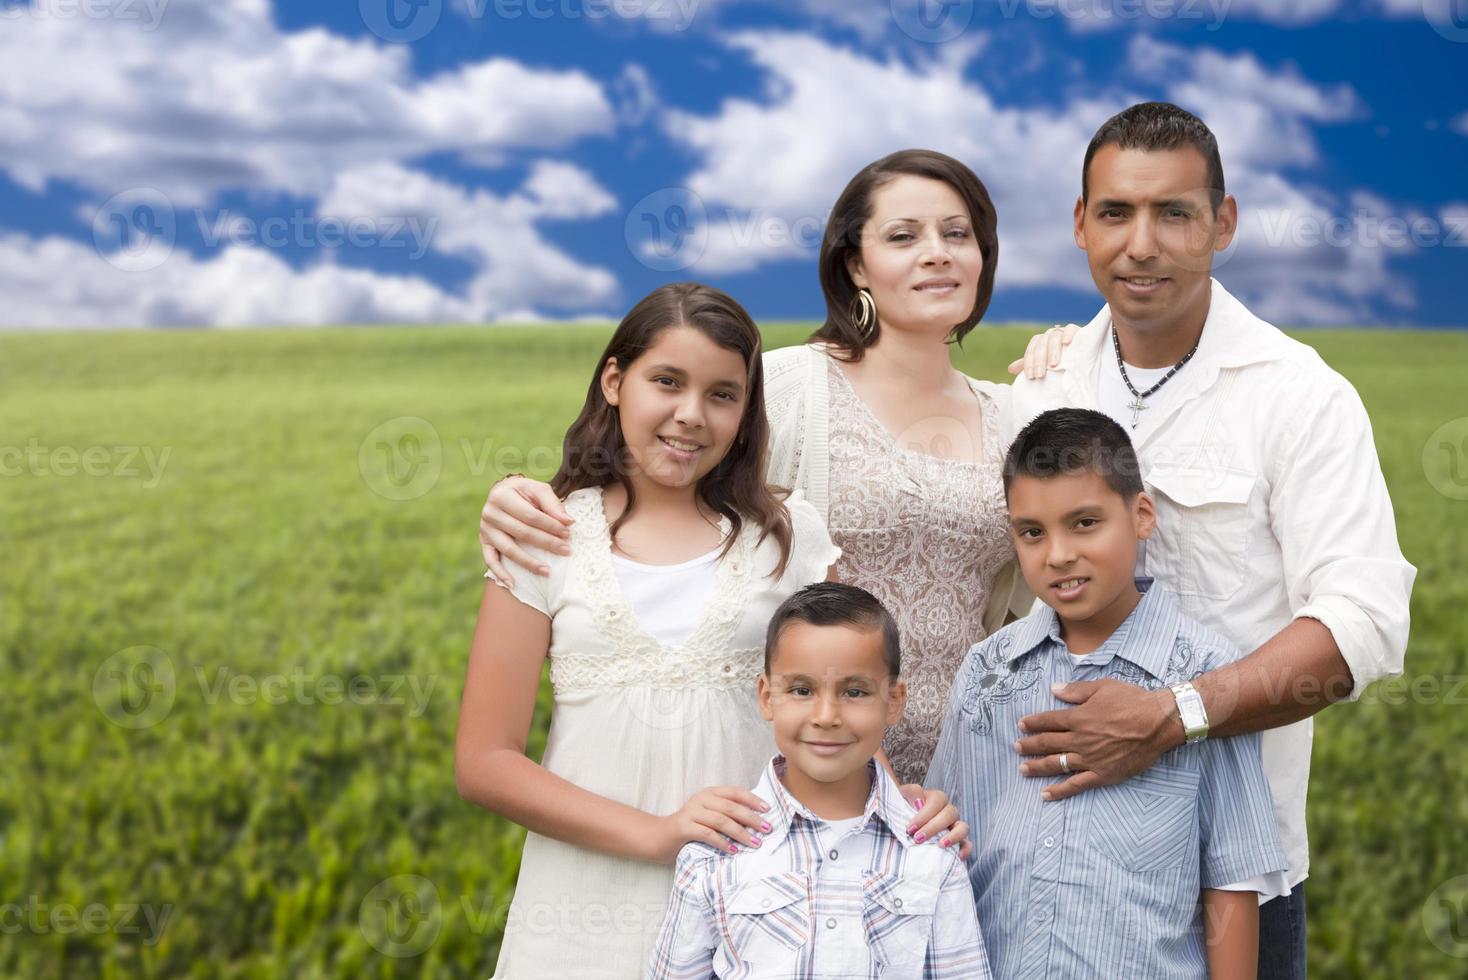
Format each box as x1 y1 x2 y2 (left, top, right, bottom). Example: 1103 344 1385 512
550 282 793 577
813 148 999 361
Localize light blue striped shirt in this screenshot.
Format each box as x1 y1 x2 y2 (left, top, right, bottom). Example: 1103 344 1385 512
927 578 1287 980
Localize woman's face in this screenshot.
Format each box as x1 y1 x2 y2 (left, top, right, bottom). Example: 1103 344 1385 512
600 324 749 492
846 174 983 342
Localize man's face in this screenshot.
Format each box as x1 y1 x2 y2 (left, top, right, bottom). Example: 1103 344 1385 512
1075 144 1237 333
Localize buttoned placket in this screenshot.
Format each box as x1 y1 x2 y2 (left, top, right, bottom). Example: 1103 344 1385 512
1012 650 1094 978
808 815 871 971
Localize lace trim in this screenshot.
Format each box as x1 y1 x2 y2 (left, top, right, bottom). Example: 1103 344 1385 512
548 488 765 692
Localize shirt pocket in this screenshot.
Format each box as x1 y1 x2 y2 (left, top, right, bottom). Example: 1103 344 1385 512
724 872 812 963
1145 468 1255 602
862 872 938 975
1089 764 1201 873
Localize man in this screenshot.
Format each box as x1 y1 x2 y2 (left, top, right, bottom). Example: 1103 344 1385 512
1006 101 1416 980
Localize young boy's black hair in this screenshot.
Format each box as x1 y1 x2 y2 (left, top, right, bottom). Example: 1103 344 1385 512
762 581 902 677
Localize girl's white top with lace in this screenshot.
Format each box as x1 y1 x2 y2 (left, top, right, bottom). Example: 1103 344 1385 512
489 485 839 980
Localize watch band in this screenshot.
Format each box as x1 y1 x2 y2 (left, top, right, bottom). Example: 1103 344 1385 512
1170 681 1210 744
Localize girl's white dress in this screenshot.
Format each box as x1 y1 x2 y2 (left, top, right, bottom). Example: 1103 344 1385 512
489 486 839 980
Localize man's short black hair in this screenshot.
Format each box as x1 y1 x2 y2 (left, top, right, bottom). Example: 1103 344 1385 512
1003 408 1144 501
763 582 901 678
1082 101 1226 212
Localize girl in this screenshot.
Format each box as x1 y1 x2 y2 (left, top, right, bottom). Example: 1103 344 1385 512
454 282 966 979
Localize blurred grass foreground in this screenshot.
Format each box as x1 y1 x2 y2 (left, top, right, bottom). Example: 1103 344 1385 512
2 323 1466 978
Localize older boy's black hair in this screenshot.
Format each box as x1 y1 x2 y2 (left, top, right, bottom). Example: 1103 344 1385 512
1003 408 1144 500
763 582 901 678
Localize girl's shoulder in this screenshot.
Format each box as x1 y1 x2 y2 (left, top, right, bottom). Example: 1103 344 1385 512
781 487 823 530
560 486 605 523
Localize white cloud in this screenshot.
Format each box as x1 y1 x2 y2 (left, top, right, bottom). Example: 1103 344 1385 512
0 161 620 328
0 231 473 328
0 0 623 326
1128 36 1362 170
0 0 613 203
658 31 1107 287
656 29 1413 323
319 161 620 317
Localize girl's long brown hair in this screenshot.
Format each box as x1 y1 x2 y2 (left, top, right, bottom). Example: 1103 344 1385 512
550 282 793 578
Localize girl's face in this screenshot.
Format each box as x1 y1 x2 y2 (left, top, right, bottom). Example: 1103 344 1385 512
846 174 983 342
600 324 750 492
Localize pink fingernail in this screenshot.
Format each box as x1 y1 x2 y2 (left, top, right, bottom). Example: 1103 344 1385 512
760 821 772 833
750 835 762 846
913 832 926 843
729 844 739 854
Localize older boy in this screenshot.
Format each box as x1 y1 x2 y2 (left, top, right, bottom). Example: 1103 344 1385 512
647 582 990 979
928 409 1287 980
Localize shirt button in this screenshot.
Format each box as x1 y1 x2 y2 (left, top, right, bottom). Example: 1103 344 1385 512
760 898 771 909
828 849 839 861
826 918 837 930
894 897 904 908
1043 836 1055 848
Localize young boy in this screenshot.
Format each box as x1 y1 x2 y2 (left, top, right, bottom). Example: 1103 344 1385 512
927 408 1288 980
646 582 992 979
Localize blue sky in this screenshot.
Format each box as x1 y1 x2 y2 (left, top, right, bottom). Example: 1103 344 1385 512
0 0 1464 328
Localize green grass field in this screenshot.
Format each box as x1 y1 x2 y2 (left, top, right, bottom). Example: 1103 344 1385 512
2 323 1466 978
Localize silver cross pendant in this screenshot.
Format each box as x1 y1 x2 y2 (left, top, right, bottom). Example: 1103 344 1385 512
1127 396 1148 429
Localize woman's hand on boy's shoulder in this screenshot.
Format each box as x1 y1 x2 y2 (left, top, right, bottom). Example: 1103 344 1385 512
901 784 972 861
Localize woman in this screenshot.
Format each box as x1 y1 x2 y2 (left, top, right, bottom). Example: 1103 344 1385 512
481 149 1072 786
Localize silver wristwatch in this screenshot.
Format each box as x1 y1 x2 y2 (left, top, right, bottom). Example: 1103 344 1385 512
1169 681 1210 744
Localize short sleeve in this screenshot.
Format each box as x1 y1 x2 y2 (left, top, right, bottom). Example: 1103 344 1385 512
1197 730 1289 889
784 490 842 584
926 853 993 979
645 848 719 980
485 542 556 618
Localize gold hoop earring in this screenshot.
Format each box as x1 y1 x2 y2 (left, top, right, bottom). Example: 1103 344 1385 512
849 288 877 341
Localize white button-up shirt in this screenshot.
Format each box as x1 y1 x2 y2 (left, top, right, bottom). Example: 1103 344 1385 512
1007 278 1416 887
645 755 990 979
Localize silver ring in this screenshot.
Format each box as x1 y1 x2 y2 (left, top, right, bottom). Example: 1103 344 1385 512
1058 753 1070 774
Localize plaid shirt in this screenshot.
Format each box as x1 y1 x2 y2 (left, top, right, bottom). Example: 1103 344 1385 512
645 754 991 979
